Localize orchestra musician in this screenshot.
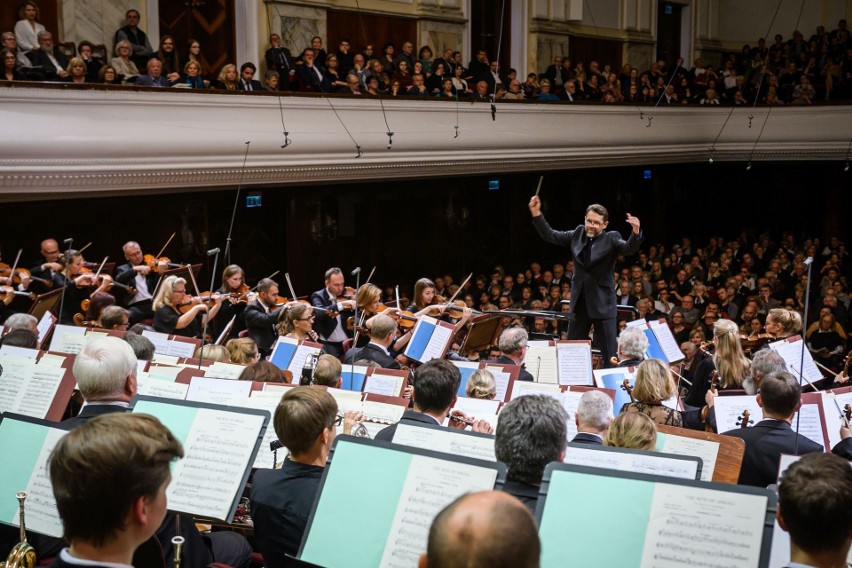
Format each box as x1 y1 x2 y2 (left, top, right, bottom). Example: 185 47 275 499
764 307 802 341
214 264 250 341
53 250 112 324
115 241 165 325
352 314 401 369
491 327 534 382
244 278 284 358
409 277 437 312
528 198 642 367
277 303 319 342
683 318 751 410
152 275 224 339
310 267 356 357
29 238 62 290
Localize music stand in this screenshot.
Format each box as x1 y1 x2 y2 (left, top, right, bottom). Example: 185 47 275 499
459 314 502 357
162 263 202 282
29 287 63 320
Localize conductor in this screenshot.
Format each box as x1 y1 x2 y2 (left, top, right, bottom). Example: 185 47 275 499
529 196 642 366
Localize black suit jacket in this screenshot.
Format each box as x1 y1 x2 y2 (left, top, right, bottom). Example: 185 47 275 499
296 64 331 92
571 432 603 445
115 262 159 304
244 299 282 354
374 410 439 442
310 288 352 340
533 216 643 320
27 48 69 80
723 419 823 487
265 46 295 90
358 343 401 369
493 355 534 382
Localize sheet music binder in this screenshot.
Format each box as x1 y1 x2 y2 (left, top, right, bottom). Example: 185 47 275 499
562 441 703 480
536 463 776 568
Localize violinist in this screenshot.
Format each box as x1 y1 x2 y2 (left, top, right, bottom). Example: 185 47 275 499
151 275 224 339
763 307 802 341
214 264 250 341
683 319 751 410
310 267 356 357
244 278 284 358
277 303 319 342
53 250 113 324
115 241 164 325
408 278 436 312
29 238 62 290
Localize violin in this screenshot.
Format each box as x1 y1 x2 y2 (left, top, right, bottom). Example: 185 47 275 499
0 264 51 288
176 292 220 314
143 254 182 273
433 295 467 316
844 403 852 427
699 340 715 356
736 409 753 428
340 286 356 300
621 378 635 402
378 304 418 329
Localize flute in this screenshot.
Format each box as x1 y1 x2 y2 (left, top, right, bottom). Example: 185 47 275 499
449 413 476 426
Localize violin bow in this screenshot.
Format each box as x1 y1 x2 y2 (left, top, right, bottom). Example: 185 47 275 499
92 256 108 282
444 272 472 308
830 396 850 428
185 264 202 298
77 242 93 255
365 266 376 285
534 175 543 197
8 249 22 286
250 270 280 293
395 285 401 311
284 272 299 301
154 232 177 260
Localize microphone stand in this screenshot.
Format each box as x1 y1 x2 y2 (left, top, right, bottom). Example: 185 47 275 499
794 256 814 454
224 142 251 266
199 248 221 370
56 238 73 326
350 268 361 389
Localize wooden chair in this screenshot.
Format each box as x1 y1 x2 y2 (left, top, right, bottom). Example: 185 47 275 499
91 43 108 62
57 41 76 59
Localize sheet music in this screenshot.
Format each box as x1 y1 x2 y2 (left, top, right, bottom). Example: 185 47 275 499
20 427 66 538
269 337 298 370
562 446 699 480
186 376 252 404
392 423 495 461
641 483 766 567
791 403 826 449
37 354 66 367
713 395 763 432
509 381 562 402
526 342 558 384
363 373 403 397
561 390 584 441
36 311 55 344
769 338 822 384
452 397 500 416
146 365 182 381
50 324 86 354
649 319 684 363
230 396 280 469
142 330 170 354
379 455 498 568
404 316 435 362
287 344 321 377
483 366 511 402
556 342 593 386
420 324 453 363
361 401 405 423
0 359 66 418
136 373 189 400
0 345 38 359
203 363 246 380
165 339 196 358
152 353 180 365
167 408 266 520
658 433 720 482
326 388 363 413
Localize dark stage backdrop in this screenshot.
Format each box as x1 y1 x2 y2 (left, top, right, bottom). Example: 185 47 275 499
2 161 847 297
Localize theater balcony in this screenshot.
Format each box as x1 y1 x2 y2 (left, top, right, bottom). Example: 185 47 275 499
1 82 850 201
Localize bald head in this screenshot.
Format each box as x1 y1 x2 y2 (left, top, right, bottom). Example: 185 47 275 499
421 491 540 568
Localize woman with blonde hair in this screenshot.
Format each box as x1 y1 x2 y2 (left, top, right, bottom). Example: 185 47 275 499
212 63 238 90
194 344 231 363
684 318 750 409
765 307 802 339
603 412 657 451
277 302 318 342
620 359 682 426
152 275 223 338
226 337 259 364
110 39 139 83
466 369 497 400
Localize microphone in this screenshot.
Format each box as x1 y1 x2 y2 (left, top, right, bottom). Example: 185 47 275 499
207 247 221 256
803 257 813 266
351 267 361 276
63 238 73 245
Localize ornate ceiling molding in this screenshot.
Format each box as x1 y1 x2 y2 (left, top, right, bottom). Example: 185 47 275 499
1 84 849 201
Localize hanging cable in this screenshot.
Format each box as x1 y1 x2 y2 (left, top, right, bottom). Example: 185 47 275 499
325 98 362 158
646 57 684 127
844 136 852 172
224 141 251 265
264 3 292 148
746 106 771 171
353 0 394 149
748 0 785 126
489 0 507 121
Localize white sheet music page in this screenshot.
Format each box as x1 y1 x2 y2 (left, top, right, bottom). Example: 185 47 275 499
325 388 363 413
561 390 584 441
562 447 698 480
556 342 593 386
379 455 498 568
509 381 562 402
823 392 852 450
233 396 279 469
142 330 170 354
452 397 501 417
20 427 66 538
363 373 403 397
287 344 322 377
791 403 826 449
51 325 86 354
769 338 823 384
0 346 38 359
641 483 766 567
16 365 66 419
203 363 246 380
392 423 495 461
165 340 196 359
186 376 253 404
167 408 265 520
483 366 511 402
659 434 720 482
136 373 189 400
713 395 763 432
525 342 558 384
36 311 56 344
420 324 452 363
649 319 685 363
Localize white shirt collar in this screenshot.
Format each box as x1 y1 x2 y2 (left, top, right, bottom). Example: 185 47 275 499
60 548 133 568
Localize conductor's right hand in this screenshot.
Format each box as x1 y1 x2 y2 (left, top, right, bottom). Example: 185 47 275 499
528 195 542 218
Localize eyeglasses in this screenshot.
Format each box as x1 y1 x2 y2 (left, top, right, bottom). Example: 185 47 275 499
584 218 605 227
298 316 315 321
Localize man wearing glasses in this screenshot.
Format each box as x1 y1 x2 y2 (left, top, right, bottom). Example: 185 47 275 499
528 196 642 367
